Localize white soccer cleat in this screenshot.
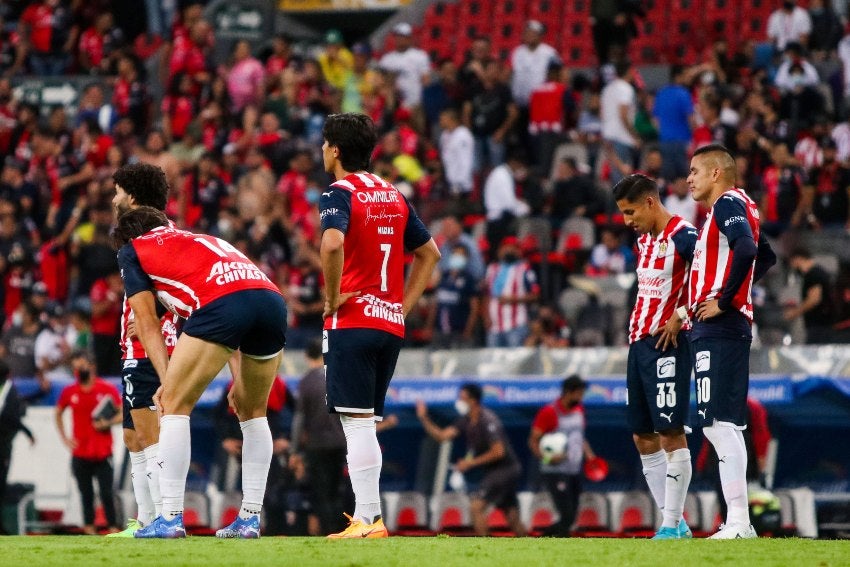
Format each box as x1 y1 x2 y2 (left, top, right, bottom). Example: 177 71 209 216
708 523 757 539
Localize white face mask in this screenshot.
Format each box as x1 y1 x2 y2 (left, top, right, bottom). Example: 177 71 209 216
11 311 22 327
454 399 470 416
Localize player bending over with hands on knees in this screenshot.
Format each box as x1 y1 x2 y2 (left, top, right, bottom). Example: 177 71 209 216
114 206 288 539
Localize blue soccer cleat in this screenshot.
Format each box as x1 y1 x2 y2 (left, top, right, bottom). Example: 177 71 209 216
215 515 261 539
652 518 693 540
133 514 187 539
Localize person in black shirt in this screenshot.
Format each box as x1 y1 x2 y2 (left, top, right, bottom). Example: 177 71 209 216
463 58 517 174
786 247 836 344
549 157 600 227
804 139 850 229
417 383 526 536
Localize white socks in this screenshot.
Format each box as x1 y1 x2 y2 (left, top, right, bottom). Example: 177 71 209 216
238 417 272 519
143 443 162 517
130 450 155 525
158 415 191 520
703 423 750 526
640 450 667 513
662 448 692 528
340 415 382 524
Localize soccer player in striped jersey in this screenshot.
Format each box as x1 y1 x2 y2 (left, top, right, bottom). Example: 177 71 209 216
319 113 440 538
614 174 697 540
686 144 776 539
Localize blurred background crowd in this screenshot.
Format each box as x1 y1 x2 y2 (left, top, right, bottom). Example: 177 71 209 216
0 0 849 390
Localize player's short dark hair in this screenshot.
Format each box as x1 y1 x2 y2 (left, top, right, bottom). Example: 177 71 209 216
322 113 378 172
112 206 169 247
562 374 587 393
113 163 169 211
692 143 733 160
305 337 323 360
612 173 659 202
460 382 483 403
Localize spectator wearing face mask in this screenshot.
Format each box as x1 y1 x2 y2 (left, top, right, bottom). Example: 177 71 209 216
55 350 122 534
482 237 540 348
429 244 481 348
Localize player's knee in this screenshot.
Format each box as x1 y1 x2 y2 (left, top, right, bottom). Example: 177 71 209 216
658 428 687 451
123 428 140 452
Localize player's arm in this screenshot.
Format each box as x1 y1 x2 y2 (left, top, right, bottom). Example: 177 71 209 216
402 196 441 317
753 236 777 284
319 188 358 317
415 400 458 442
655 226 698 350
528 426 546 460
54 398 75 450
458 439 505 472
696 198 758 321
118 244 169 381
528 406 556 460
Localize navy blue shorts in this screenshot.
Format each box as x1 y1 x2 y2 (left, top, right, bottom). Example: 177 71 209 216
120 358 160 429
692 337 751 427
626 333 692 433
323 328 403 417
182 289 287 358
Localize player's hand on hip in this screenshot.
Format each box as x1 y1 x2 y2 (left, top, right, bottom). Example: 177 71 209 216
696 299 723 321
323 290 361 318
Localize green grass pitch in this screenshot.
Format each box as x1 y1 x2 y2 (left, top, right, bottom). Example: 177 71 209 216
2 536 848 567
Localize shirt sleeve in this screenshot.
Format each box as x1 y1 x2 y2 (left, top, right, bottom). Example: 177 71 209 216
532 405 558 433
714 195 754 245
672 225 698 265
319 186 351 234
403 195 431 251
117 243 154 298
56 387 70 410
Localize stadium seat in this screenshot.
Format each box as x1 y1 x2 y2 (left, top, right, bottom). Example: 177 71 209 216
486 507 513 535
615 491 657 536
557 217 596 251
183 491 212 531
683 492 705 535
574 492 614 536
776 491 798 534
390 491 433 535
527 491 559 533
431 492 472 534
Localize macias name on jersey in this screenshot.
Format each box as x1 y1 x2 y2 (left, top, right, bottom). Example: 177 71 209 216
205 260 271 286
355 293 405 324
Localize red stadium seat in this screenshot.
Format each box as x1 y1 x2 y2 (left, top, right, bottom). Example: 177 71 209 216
616 491 657 536
574 492 613 536
432 492 472 534
527 491 558 534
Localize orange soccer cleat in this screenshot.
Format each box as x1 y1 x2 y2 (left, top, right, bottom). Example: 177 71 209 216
326 513 389 539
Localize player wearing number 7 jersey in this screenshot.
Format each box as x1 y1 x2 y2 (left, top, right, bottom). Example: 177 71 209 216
113 207 288 539
614 174 697 540
319 113 440 538
686 144 776 539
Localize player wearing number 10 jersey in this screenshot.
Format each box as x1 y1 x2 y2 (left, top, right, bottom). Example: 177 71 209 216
114 207 288 539
319 113 440 538
686 144 775 539
614 174 696 540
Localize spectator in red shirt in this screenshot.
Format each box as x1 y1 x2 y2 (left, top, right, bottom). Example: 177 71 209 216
20 0 78 76
78 12 123 75
89 271 123 377
265 34 291 77
161 72 197 143
168 20 212 90
55 350 122 534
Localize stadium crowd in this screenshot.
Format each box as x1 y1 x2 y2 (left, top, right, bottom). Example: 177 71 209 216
0 0 847 383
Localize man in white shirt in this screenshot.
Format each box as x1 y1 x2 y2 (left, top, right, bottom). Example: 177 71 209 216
510 20 558 108
767 1 812 51
484 154 531 252
600 60 639 185
774 43 820 92
439 108 474 196
378 23 431 109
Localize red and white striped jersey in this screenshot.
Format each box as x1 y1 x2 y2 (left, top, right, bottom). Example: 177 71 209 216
319 172 431 337
484 261 540 333
688 188 761 321
629 216 697 343
118 226 280 319
119 296 179 360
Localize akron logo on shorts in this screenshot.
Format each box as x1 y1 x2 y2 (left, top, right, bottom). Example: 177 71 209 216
656 356 676 379
696 351 711 372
